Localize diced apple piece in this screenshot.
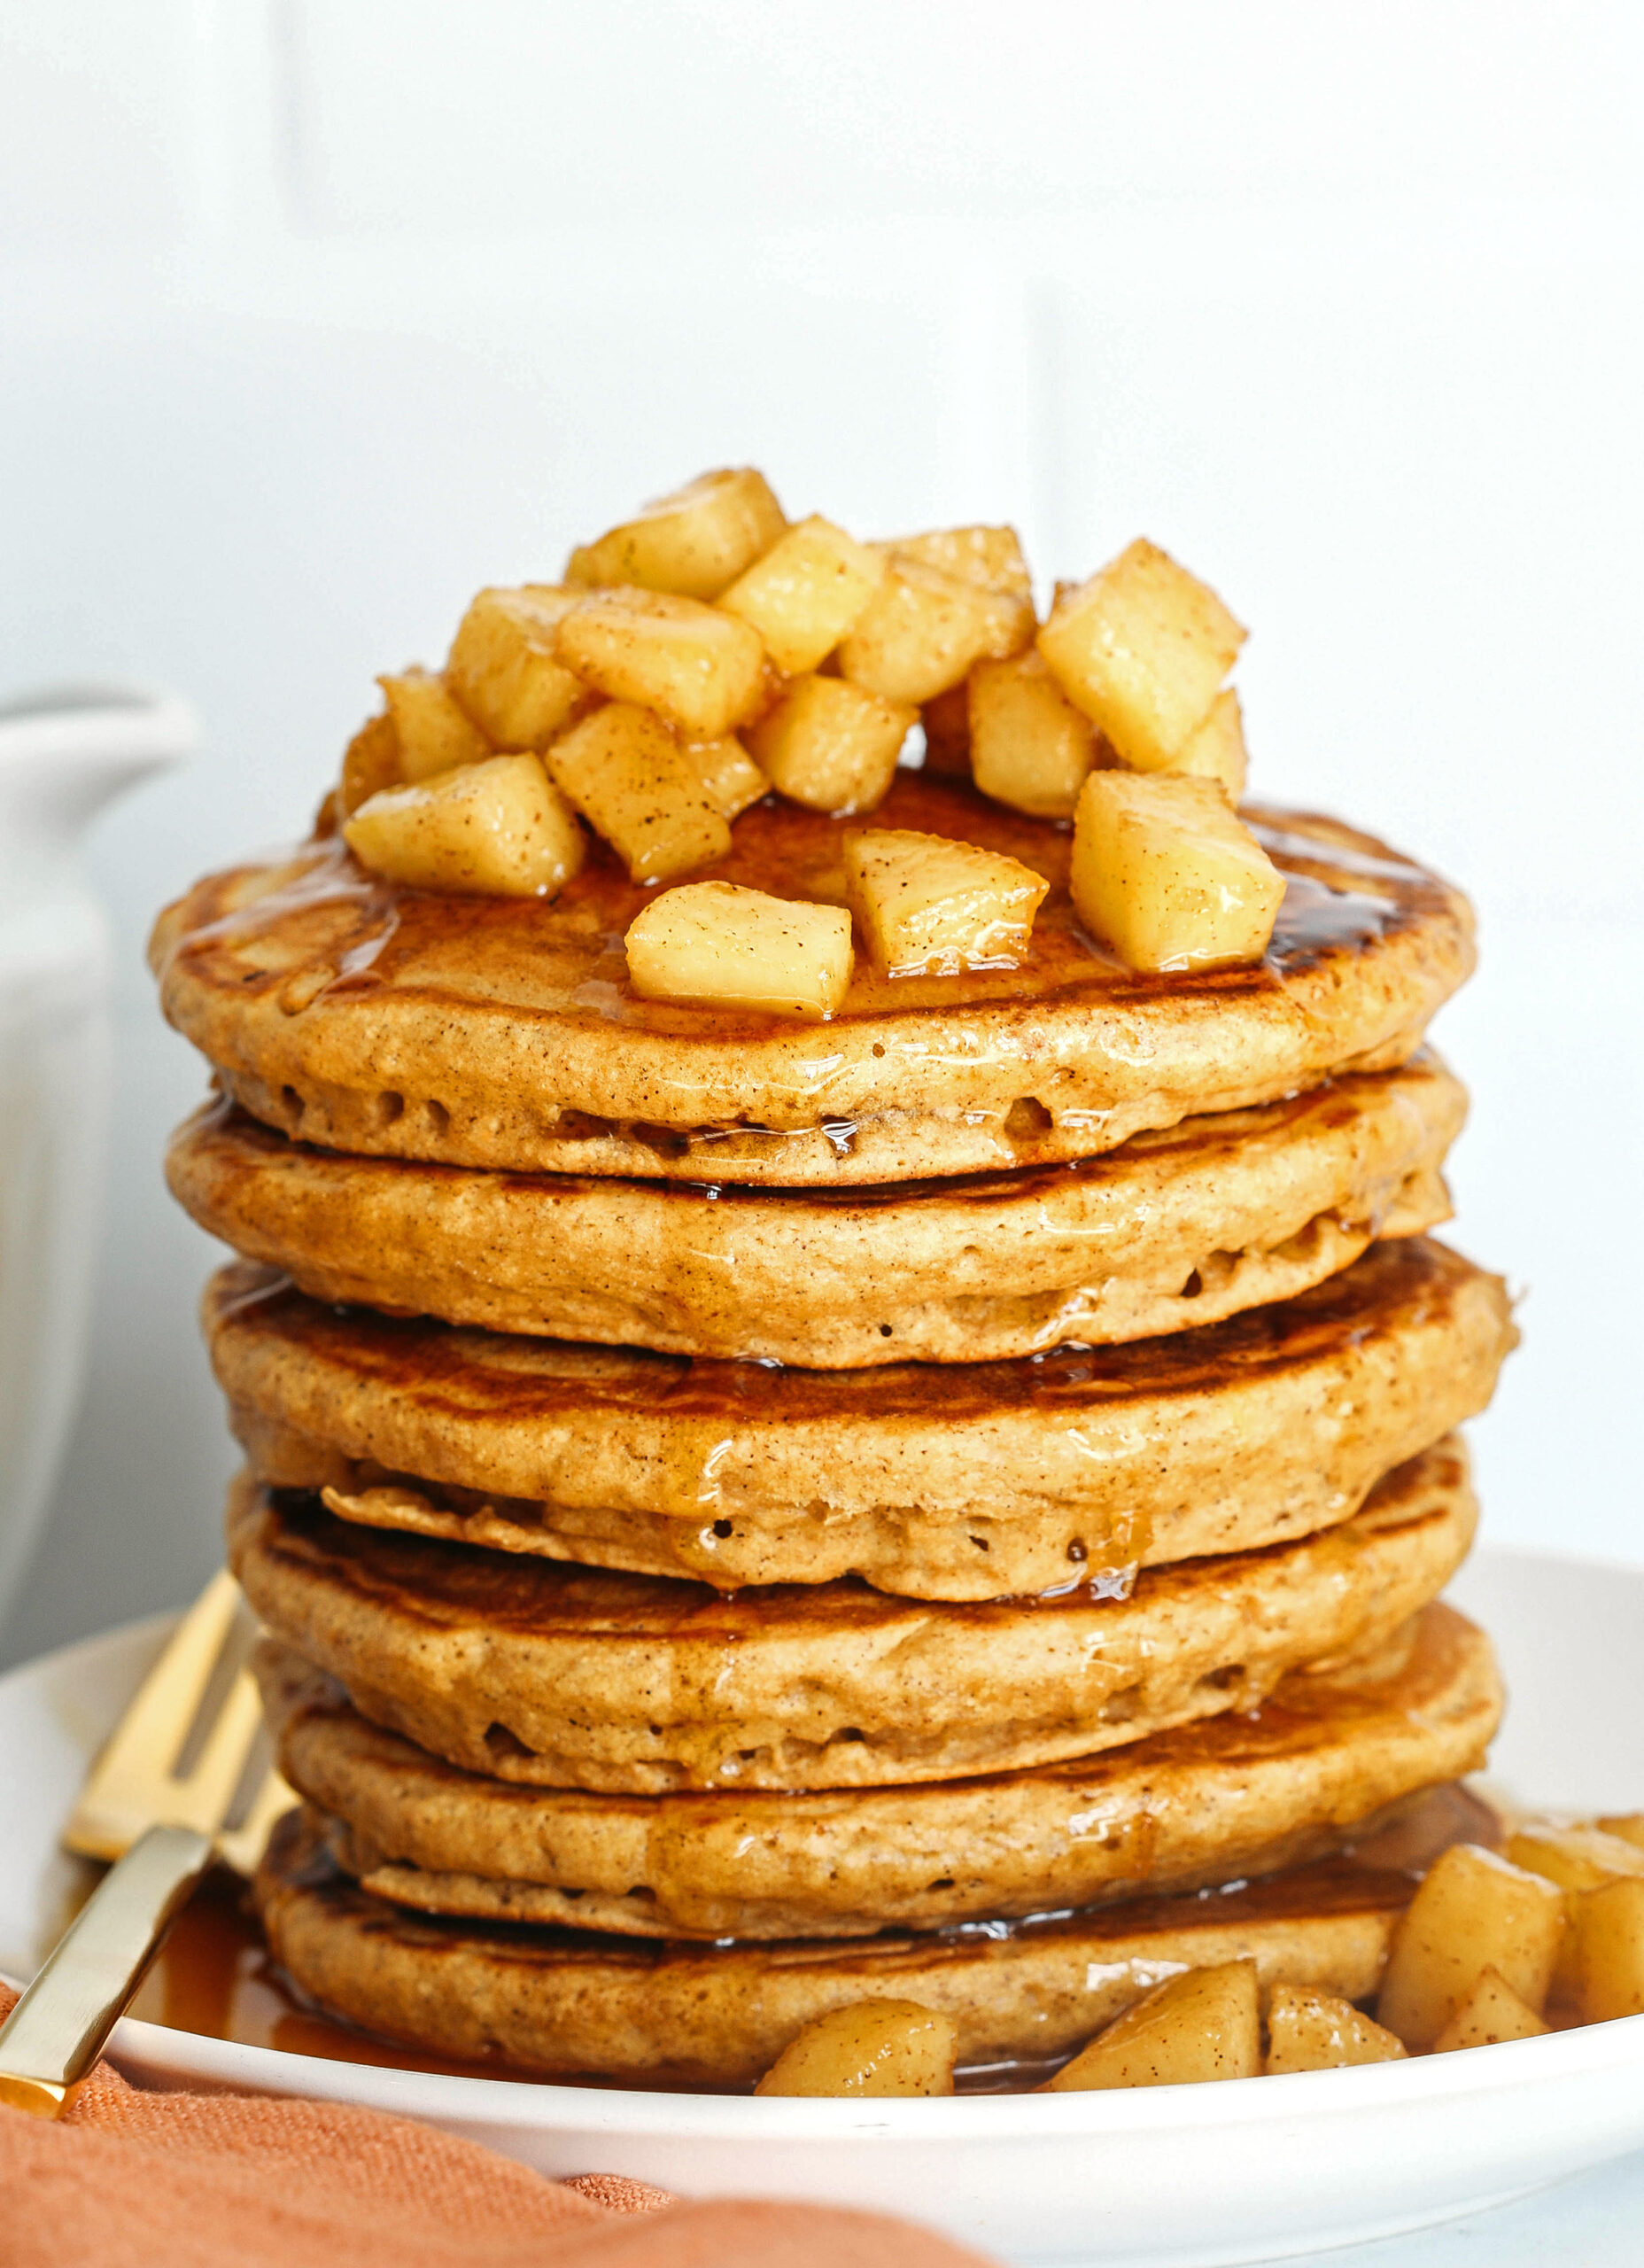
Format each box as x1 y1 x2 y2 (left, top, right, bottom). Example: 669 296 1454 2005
545 703 730 885
1507 1821 1644 1895
845 827 1048 976
625 881 853 1020
969 649 1097 819
746 674 914 816
717 515 887 674
1264 1984 1407 2074
1562 1878 1644 2023
1070 773 1284 974
343 753 584 899
1037 539 1245 770
839 555 1034 703
376 667 492 783
340 711 402 817
682 735 769 821
554 587 766 741
1595 1815 1644 1853
889 524 1033 602
1376 1845 1566 2051
919 683 973 777
564 467 787 601
754 1999 956 2098
1431 1967 1551 2052
1174 687 1248 800
1043 1961 1260 2091
446 586 590 750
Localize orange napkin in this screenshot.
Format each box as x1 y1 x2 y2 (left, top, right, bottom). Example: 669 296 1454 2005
0 1985 993 2268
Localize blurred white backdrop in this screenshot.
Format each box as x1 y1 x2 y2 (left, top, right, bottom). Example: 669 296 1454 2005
2 0 1641 1665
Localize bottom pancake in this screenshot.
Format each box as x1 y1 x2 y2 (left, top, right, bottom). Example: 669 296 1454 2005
257 1602 1500 1938
255 1788 1494 2089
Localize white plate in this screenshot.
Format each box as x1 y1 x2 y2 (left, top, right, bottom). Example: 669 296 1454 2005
4 1546 1644 2268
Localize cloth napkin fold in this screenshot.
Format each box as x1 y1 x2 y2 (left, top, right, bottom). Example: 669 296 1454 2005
0 1984 992 2268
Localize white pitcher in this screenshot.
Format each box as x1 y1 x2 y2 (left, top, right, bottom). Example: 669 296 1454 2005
0 687 196 1626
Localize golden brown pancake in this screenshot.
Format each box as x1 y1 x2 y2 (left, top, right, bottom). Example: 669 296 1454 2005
254 1786 1495 2085
150 783 1474 1187
236 1449 1475 1795
167 1058 1462 1366
252 1601 1499 1936
212 1239 1514 1599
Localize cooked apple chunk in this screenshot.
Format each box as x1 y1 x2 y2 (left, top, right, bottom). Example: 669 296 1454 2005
754 2000 956 2098
717 515 887 674
890 524 1033 602
1506 1821 1644 1896
839 555 1034 703
1597 1814 1644 1852
1038 539 1245 771
845 828 1048 976
746 674 914 815
682 735 769 820
564 467 787 601
1561 1877 1644 2023
1071 773 1284 974
339 711 402 817
1431 1968 1550 2052
919 683 973 777
1174 686 1249 800
446 586 590 750
1376 1845 1565 2051
376 668 492 782
968 649 1097 819
1043 1961 1260 2091
554 586 766 741
343 753 584 898
546 703 730 885
625 881 853 1019
1264 1985 1407 2074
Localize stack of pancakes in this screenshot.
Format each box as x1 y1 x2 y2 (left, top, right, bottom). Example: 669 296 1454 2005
151 770 1515 2087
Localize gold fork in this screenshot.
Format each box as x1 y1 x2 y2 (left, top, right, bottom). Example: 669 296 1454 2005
0 1569 294 2117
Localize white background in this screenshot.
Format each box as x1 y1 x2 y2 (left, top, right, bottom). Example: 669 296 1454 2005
2 0 1641 1666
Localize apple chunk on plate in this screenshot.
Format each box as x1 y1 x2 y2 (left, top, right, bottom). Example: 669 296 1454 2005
625 881 853 1019
564 466 787 601
755 2000 956 2098
343 753 585 898
845 828 1048 976
1376 1844 1566 2051
1044 1962 1261 2092
1070 772 1283 973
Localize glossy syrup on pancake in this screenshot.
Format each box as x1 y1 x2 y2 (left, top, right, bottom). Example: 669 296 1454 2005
131 1784 1495 2091
150 780 1475 1185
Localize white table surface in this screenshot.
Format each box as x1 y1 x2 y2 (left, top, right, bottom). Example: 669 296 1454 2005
1033 2149 1644 2268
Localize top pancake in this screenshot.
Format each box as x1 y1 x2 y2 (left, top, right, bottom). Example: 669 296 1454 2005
150 780 1474 1186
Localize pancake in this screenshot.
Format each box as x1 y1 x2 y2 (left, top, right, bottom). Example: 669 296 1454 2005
212 1239 1514 1599
167 1058 1462 1366
235 1447 1474 1795
252 1601 1499 1936
150 782 1475 1188
254 1786 1496 2085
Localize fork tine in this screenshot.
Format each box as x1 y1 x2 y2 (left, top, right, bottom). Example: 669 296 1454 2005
63 1570 252 1861
164 1666 266 1836
216 1764 299 1880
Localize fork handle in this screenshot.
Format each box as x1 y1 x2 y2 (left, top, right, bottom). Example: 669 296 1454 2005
0 1824 213 2117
